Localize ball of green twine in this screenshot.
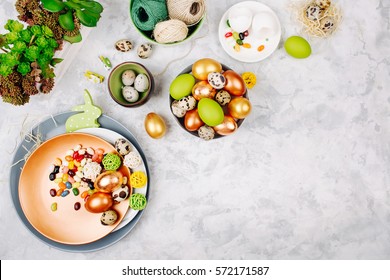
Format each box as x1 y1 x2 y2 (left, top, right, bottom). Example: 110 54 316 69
131 0 168 31
102 153 122 171
130 193 147 210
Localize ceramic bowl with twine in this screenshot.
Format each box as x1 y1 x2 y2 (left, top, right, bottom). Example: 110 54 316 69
129 0 206 45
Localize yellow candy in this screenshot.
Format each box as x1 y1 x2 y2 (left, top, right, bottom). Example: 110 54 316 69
54 178 62 184
72 182 80 188
234 44 240 52
242 43 251 48
130 171 147 188
241 72 257 89
68 161 74 169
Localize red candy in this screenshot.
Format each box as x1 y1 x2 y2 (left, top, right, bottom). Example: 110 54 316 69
225 32 232 38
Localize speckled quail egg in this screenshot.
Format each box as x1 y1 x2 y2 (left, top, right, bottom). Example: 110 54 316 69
320 16 336 34
198 125 215 141
122 86 139 102
137 43 153 59
124 151 143 169
305 4 322 21
100 210 118 226
112 185 130 202
115 138 132 156
115 39 133 52
215 90 231 106
315 0 331 10
171 100 186 118
122 70 136 86
134 74 149 92
177 96 197 111
208 72 226 89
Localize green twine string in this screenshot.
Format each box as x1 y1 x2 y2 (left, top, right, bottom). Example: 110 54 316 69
131 0 168 31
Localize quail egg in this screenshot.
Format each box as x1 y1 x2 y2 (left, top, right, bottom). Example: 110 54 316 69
115 138 132 156
134 74 149 92
122 86 139 102
320 16 336 34
215 90 231 106
122 70 136 86
177 96 197 111
198 125 215 141
137 43 153 59
112 185 130 202
208 72 226 89
100 210 118 226
171 100 186 118
305 4 323 21
115 39 133 52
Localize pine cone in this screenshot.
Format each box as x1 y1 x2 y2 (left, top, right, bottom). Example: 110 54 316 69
22 74 38 96
2 91 30 106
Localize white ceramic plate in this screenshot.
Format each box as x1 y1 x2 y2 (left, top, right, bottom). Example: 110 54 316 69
78 128 148 232
218 1 282 62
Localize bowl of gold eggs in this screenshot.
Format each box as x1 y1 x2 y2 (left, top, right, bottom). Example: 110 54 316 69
169 58 252 140
129 0 206 45
108 62 154 107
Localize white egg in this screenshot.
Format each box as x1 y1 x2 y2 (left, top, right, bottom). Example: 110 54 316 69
134 74 149 92
228 7 252 33
122 86 139 102
251 12 278 40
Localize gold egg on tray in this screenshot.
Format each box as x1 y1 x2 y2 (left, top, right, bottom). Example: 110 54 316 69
94 171 123 193
169 58 252 140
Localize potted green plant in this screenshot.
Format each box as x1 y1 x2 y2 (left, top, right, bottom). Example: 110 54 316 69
0 0 104 106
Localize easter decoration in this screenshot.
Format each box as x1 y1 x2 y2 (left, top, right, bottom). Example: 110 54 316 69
169 58 252 140
0 0 104 106
284 36 312 59
65 90 102 132
130 0 206 44
294 0 342 38
144 112 167 139
218 1 282 62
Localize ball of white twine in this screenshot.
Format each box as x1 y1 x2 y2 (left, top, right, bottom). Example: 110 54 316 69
166 0 206 26
153 19 189 44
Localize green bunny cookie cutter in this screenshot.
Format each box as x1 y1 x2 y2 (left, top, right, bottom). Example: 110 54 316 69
65 89 102 132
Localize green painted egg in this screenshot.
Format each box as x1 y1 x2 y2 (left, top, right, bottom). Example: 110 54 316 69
170 74 196 100
198 98 224 126
284 36 312 59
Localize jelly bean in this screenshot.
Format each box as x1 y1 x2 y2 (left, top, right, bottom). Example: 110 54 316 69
86 147 94 155
68 176 75 184
74 175 81 182
96 148 104 155
242 43 251 48
49 173 56 181
72 182 80 188
68 170 75 177
54 178 62 184
61 190 70 197
225 32 232 38
73 144 81 151
58 182 66 190
236 39 243 45
73 151 79 159
56 189 63 196
82 177 91 183
76 171 83 178
62 173 69 182
84 195 90 202
51 202 57 212
68 161 74 170
244 30 249 37
81 158 87 166
49 164 55 173
65 155 73 162
54 158 62 166
74 202 81 211
53 165 60 174
239 33 245 40
74 161 81 167
65 182 72 189
234 44 240 52
78 149 86 155
226 20 231 27
233 32 239 40
66 149 74 156
76 155 84 162
81 190 89 199
88 182 95 190
88 189 96 195
85 154 92 159
55 173 62 179
257 45 265 52
92 153 99 162
62 166 69 174
50 189 56 197
72 188 80 196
